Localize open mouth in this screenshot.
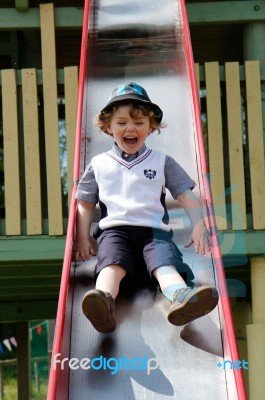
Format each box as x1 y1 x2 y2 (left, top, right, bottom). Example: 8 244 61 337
124 137 138 145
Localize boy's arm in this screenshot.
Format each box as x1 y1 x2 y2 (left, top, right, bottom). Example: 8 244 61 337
177 189 211 255
74 200 97 261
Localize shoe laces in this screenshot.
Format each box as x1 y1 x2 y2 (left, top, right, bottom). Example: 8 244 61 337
104 292 115 302
172 287 190 302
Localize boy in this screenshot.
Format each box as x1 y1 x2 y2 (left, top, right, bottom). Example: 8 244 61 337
75 82 219 333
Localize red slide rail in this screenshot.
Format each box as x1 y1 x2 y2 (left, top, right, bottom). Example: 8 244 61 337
180 1 247 398
47 0 91 398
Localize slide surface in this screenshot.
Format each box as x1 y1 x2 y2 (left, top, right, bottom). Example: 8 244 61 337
47 1 247 399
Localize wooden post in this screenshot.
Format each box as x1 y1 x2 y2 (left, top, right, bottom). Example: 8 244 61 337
205 62 227 230
33 361 40 393
244 61 265 230
0 366 4 399
244 23 265 147
16 322 30 400
1 69 21 235
243 24 265 230
40 4 63 235
15 0 29 12
64 66 78 212
225 62 247 230
244 23 265 400
22 68 42 235
247 257 265 400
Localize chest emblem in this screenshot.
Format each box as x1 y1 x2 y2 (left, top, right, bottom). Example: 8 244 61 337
144 169 156 180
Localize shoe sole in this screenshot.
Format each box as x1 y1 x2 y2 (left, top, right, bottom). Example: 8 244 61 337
168 287 219 326
82 291 116 333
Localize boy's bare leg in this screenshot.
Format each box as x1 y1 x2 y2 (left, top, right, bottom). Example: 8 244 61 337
153 265 219 326
96 264 127 299
153 265 187 301
82 264 126 333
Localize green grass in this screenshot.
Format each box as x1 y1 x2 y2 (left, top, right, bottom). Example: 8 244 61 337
2 378 48 400
2 378 17 400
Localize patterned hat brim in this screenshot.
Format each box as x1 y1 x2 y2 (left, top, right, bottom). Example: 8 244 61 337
100 93 163 123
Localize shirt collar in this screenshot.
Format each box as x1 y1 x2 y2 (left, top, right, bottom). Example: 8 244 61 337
112 142 147 161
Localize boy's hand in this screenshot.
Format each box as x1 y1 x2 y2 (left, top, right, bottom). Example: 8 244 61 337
184 220 211 255
74 237 97 261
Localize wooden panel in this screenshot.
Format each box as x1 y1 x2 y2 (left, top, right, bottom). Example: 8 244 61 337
1 69 21 235
0 7 83 29
64 66 78 212
225 62 247 230
245 61 265 229
187 2 265 24
205 62 227 230
0 264 62 278
0 236 65 261
40 4 63 235
22 69 42 235
0 276 61 289
0 300 58 323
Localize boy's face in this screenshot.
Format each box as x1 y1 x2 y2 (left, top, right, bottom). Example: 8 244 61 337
107 104 152 154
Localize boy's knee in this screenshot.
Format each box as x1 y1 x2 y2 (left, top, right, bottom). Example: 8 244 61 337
107 264 127 276
153 265 177 277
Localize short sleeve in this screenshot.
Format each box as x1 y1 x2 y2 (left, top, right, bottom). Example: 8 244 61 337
75 163 98 203
165 155 196 198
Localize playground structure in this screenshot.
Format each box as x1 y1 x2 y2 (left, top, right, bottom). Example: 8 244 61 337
47 0 247 398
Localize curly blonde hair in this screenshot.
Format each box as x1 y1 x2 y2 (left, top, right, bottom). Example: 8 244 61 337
94 101 165 135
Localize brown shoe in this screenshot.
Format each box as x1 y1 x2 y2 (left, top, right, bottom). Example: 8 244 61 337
82 289 116 333
167 285 219 326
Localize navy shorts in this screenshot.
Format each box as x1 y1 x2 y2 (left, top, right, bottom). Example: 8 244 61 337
95 226 194 285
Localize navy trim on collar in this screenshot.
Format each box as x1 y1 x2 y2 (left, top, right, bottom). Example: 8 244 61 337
106 147 152 170
113 143 147 161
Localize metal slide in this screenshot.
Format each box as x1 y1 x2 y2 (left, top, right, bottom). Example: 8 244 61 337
47 1 247 399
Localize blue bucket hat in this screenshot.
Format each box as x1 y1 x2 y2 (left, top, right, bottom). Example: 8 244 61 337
100 82 163 123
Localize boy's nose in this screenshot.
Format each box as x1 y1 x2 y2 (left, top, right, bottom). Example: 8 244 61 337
125 122 136 131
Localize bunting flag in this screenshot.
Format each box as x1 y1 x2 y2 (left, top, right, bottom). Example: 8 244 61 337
0 336 18 353
36 325 42 335
3 339 12 352
9 337 17 347
0 320 48 354
30 320 48 338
